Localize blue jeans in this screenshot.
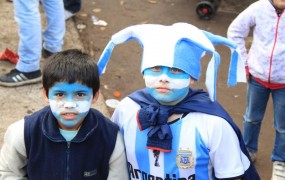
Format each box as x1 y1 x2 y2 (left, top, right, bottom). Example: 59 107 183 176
243 77 285 162
13 0 65 72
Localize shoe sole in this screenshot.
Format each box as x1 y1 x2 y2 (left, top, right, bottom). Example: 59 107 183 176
0 76 42 87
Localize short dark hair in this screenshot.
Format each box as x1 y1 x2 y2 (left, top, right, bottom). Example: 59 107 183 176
42 49 100 96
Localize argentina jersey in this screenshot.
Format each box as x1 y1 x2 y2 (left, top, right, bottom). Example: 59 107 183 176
111 97 250 180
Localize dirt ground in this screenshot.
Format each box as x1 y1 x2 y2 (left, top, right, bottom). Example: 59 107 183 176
74 0 274 179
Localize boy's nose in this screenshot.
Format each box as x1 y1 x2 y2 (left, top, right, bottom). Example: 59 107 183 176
158 74 170 83
64 101 77 108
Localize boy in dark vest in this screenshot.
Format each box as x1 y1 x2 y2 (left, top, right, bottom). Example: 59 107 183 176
0 49 128 180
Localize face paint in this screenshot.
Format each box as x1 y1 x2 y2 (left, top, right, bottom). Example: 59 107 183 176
143 66 190 104
48 83 93 130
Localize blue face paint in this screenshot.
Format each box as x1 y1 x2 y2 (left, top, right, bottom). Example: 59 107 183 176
48 83 94 130
143 66 190 105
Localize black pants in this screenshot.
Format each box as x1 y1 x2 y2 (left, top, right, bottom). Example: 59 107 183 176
64 0 81 13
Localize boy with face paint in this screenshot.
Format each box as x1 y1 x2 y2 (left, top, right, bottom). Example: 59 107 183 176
0 49 129 180
97 23 260 179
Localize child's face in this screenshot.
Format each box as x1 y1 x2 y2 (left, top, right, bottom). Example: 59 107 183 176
44 82 98 130
273 0 285 9
143 66 191 105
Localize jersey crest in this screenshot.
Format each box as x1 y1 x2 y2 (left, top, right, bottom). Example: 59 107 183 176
176 148 195 169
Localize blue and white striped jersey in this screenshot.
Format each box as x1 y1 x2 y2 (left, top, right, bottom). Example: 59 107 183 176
111 97 250 180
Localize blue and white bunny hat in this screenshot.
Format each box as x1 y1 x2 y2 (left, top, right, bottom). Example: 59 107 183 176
97 23 246 101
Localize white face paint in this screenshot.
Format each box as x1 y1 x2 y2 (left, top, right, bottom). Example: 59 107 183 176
143 66 190 105
48 83 94 130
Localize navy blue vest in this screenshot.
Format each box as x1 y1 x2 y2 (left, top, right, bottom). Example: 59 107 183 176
24 106 119 180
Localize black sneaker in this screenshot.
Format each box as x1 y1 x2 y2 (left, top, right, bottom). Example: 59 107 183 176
42 48 54 59
0 69 41 87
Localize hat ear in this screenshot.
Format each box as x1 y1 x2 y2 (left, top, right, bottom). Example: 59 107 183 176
97 41 115 76
202 30 246 86
97 25 143 76
205 51 220 101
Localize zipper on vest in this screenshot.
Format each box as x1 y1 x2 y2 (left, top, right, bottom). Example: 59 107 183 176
66 142 71 180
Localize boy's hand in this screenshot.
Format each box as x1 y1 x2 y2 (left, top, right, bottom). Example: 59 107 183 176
245 66 250 83
246 74 251 83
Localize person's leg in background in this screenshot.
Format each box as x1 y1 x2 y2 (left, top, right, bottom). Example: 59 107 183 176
271 88 285 179
14 0 42 73
242 76 270 162
41 0 65 57
0 0 42 86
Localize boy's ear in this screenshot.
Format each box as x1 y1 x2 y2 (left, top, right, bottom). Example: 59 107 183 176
190 78 195 85
92 91 100 104
42 88 49 103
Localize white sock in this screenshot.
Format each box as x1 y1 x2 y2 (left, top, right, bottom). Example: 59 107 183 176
64 10 75 20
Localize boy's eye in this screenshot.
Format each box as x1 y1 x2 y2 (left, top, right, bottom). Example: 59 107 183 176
170 67 183 74
150 66 162 72
76 92 86 97
55 92 64 97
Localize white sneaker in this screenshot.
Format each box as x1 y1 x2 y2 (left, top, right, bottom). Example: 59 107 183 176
272 161 285 180
64 10 75 20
